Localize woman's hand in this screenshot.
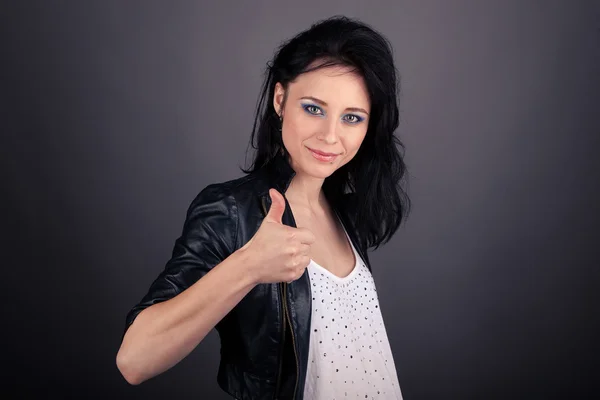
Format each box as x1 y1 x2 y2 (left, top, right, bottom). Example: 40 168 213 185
239 188 315 285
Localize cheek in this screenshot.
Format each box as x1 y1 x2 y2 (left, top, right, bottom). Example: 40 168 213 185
281 126 308 154
284 115 315 143
345 133 367 153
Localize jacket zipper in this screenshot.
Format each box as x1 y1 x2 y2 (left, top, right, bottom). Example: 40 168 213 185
282 281 299 400
261 197 299 400
274 281 286 398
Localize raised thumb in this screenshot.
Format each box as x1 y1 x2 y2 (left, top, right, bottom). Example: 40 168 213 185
266 188 285 223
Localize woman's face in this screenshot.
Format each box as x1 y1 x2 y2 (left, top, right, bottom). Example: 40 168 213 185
273 65 370 180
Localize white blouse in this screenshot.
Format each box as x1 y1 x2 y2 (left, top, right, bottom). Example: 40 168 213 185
302 219 403 399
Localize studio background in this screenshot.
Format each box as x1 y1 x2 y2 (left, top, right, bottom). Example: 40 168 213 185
2 1 599 399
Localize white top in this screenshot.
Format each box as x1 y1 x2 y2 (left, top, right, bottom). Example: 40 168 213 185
302 219 403 399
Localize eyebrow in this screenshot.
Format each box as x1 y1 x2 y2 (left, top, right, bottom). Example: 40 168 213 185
299 96 370 115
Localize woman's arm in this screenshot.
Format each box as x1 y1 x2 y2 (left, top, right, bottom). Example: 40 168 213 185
116 247 257 385
116 184 247 385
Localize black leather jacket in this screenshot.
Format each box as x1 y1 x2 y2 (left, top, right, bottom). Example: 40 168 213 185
123 152 372 399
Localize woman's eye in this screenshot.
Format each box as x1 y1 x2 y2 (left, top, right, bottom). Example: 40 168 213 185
303 104 322 115
344 114 364 124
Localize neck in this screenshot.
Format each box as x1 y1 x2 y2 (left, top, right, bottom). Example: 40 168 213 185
284 171 326 214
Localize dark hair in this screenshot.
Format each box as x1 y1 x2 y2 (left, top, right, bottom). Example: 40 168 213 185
240 15 410 251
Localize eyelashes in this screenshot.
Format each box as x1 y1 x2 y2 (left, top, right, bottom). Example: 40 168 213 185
301 103 365 124
302 104 323 115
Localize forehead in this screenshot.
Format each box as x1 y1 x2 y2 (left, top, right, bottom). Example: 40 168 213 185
289 65 370 109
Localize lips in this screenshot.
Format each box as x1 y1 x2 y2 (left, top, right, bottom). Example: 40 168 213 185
307 147 339 156
307 146 340 162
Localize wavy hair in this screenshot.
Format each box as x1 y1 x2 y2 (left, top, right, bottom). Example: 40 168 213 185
240 15 410 250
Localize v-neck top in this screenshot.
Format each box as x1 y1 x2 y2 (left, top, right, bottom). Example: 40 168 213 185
303 217 403 399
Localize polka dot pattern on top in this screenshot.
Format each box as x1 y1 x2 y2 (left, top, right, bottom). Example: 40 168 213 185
302 218 403 399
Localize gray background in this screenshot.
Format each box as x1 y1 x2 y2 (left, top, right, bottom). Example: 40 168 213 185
2 1 599 398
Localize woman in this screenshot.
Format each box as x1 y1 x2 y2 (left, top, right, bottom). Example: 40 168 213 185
116 15 410 400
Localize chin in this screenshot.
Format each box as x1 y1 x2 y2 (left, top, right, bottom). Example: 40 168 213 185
307 163 340 179
292 161 333 179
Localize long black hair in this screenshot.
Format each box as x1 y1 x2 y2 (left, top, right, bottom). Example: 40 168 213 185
240 15 410 251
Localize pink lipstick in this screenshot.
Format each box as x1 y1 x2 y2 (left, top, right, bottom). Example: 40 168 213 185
307 147 339 162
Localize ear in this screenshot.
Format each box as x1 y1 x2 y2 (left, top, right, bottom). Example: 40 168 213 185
273 82 285 118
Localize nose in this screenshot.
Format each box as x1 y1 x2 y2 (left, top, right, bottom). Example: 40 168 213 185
318 118 339 144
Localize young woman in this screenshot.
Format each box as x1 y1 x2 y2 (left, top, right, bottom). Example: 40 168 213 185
116 15 410 400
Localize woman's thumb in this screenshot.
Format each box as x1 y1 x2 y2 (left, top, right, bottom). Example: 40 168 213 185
266 188 285 223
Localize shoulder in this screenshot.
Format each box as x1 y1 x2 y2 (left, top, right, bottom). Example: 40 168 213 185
186 168 273 229
183 169 271 250
190 168 269 209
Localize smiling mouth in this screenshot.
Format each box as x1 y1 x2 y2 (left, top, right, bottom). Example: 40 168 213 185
306 147 340 162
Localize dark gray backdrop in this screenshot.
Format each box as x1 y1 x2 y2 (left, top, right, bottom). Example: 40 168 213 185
2 1 599 399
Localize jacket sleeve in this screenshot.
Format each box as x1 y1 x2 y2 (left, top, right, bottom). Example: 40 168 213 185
122 183 238 338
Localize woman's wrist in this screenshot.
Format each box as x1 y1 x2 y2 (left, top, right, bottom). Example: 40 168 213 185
230 247 261 287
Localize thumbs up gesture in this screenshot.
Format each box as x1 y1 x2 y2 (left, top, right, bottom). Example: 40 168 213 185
239 189 316 285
